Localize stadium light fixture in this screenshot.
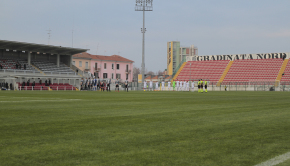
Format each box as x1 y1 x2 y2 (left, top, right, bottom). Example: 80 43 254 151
135 0 153 83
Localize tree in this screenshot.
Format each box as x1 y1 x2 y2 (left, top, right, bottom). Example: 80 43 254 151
156 70 163 76
133 67 140 82
146 71 155 76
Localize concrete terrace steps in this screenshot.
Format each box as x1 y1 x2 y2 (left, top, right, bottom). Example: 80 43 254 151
276 59 289 81
30 64 45 75
217 61 233 86
172 62 186 82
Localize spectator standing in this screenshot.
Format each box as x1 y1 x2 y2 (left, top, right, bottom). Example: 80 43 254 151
115 78 120 92
96 77 100 90
85 78 88 90
107 79 111 92
80 78 84 90
88 78 91 90
125 79 129 92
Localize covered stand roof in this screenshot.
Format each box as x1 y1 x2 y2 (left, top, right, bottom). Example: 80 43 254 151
0 40 89 55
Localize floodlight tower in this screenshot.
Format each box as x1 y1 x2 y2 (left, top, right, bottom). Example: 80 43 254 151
135 0 153 83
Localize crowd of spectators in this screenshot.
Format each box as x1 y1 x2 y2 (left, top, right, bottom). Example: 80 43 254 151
80 77 112 91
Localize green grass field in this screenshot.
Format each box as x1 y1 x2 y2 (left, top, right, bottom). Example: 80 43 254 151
0 90 289 166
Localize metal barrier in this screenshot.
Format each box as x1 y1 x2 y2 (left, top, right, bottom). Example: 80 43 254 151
19 86 76 91
128 81 290 91
0 69 39 74
0 69 77 76
13 81 290 92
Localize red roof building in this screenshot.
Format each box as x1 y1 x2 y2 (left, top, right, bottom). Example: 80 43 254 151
73 53 134 81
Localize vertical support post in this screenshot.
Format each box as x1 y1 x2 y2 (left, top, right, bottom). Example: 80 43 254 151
18 51 21 58
57 54 60 67
27 51 31 65
70 55 73 68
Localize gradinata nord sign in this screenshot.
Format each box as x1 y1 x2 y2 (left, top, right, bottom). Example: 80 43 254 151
187 53 288 62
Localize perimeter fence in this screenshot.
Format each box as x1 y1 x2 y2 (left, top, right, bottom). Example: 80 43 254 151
128 81 290 92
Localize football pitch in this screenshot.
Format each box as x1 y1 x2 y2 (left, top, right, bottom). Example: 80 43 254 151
0 90 289 166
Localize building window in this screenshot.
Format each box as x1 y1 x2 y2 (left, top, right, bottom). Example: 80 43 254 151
104 63 107 69
116 74 121 79
79 61 82 67
112 63 114 70
117 64 120 70
111 73 114 79
72 61 75 65
126 74 128 80
103 73 107 79
85 62 88 69
95 63 98 70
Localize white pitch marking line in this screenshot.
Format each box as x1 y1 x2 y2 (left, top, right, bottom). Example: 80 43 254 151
255 152 290 166
0 99 82 103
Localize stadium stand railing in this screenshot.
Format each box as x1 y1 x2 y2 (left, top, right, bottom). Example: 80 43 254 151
17 82 77 91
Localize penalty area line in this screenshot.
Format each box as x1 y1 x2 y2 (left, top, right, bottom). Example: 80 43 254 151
255 152 290 166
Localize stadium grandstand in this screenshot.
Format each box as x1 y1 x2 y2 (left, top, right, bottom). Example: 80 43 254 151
0 40 89 91
171 52 290 91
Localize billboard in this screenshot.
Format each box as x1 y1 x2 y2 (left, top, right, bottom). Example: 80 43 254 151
187 52 289 62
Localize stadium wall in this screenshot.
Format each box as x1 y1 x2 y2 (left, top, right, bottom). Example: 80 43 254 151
186 52 289 62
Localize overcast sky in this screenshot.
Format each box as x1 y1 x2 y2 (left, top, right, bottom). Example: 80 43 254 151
1 0 290 72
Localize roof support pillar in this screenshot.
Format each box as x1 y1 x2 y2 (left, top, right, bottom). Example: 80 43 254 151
18 51 21 58
57 54 60 67
70 55 73 68
1 49 4 57
27 51 31 65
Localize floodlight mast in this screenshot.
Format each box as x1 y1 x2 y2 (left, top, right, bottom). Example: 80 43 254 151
135 0 153 83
